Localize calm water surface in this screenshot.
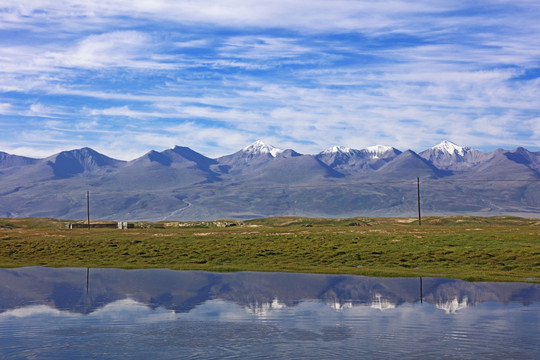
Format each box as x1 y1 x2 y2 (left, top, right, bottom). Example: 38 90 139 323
0 267 539 359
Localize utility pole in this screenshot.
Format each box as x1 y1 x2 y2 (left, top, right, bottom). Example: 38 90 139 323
420 276 423 304
87 191 90 230
417 177 421 226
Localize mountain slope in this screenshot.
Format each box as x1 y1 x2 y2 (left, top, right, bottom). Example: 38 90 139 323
374 150 444 179
1 142 539 220
112 146 220 190
0 152 39 169
45 147 125 178
0 148 125 192
232 154 344 184
466 147 540 180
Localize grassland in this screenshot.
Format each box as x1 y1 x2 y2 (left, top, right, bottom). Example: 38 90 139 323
0 216 539 283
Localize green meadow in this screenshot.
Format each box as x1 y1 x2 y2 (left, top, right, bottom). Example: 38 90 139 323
1 216 539 283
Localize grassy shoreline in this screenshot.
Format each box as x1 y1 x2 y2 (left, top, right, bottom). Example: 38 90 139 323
1 216 539 283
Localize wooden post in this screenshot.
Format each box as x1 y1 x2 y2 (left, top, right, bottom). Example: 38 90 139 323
417 177 421 226
87 191 90 230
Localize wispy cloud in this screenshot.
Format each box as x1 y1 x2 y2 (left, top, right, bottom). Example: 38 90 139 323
1 0 539 158
38 31 177 70
0 102 10 114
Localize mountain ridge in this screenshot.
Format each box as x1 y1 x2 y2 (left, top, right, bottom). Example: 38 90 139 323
1 140 490 163
1 140 539 220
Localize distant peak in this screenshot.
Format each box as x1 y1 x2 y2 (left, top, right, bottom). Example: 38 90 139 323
365 145 395 159
243 140 283 157
366 145 393 154
322 145 351 154
59 147 94 154
54 147 106 160
432 140 469 156
170 145 191 152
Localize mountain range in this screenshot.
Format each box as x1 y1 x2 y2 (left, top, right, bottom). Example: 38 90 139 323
1 140 539 220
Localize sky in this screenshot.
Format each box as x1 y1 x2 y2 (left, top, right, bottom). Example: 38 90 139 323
1 0 540 160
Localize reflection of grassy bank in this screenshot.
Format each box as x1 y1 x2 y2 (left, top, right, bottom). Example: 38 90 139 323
1 216 538 283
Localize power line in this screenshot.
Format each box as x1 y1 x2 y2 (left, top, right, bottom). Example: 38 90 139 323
420 179 540 184
79 178 540 196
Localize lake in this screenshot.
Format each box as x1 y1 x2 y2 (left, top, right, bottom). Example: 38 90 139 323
1 267 539 359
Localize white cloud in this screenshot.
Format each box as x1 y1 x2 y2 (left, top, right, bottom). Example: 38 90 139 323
0 102 11 113
38 31 176 70
0 1 501 34
219 36 314 60
162 122 248 157
26 102 63 118
88 106 157 119
74 64 540 155
174 39 209 48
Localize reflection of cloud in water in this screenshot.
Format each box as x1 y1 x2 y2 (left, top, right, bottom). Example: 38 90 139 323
0 299 178 324
89 298 178 323
2 295 466 320
0 305 75 318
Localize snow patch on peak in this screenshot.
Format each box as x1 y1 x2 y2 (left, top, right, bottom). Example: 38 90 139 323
433 140 468 156
366 145 394 159
322 145 351 154
243 140 283 157
366 145 393 154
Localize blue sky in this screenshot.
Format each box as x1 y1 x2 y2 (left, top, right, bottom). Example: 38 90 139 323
1 0 539 160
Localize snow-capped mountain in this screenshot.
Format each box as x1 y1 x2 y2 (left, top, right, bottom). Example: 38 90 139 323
320 145 352 155
1 141 539 220
242 140 283 157
433 140 470 156
317 145 363 168
419 140 485 170
319 144 398 159
316 144 401 172
214 140 292 176
365 145 399 159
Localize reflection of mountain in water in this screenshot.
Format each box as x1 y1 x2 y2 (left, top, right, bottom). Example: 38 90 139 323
244 298 287 316
435 297 469 313
371 294 397 311
0 268 538 316
325 299 354 310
